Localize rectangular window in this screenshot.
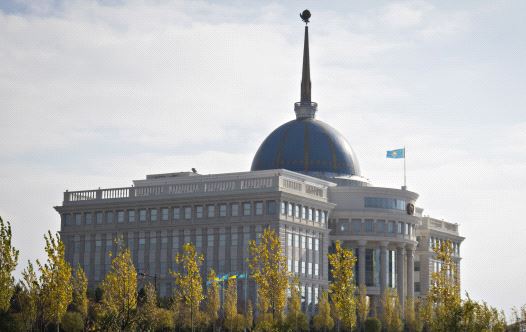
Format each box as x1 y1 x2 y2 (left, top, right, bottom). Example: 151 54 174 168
280 202 286 215
243 202 251 216
139 209 147 222
314 287 319 304
231 231 238 246
196 206 203 218
173 207 180 220
150 209 158 222
414 261 420 272
287 203 293 217
288 259 292 272
308 237 312 250
405 223 410 235
294 205 300 218
128 210 135 223
207 205 215 218
308 262 312 275
64 214 72 225
376 220 385 232
255 202 263 215
96 212 103 224
398 222 403 234
301 236 306 249
365 219 374 232
138 238 145 250
74 213 81 225
106 211 113 224
314 238 319 251
219 233 226 247
196 234 202 248
85 213 92 225
267 201 276 215
207 234 214 247
321 211 326 223
287 233 293 247
161 208 169 221
308 208 313 221
294 234 299 248
388 221 395 233
352 219 362 233
315 210 320 222
294 260 299 273
184 207 192 220
231 204 239 217
117 211 125 223
219 204 227 217
301 261 305 274
314 263 319 276
301 206 306 219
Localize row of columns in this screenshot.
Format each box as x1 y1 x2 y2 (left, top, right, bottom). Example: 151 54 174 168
355 240 416 309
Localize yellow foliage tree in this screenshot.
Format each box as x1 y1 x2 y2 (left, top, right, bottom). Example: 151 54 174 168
172 242 204 332
100 246 137 331
328 241 357 331
71 265 88 319
224 278 244 331
0 216 19 312
19 261 39 331
313 290 334 332
204 269 220 330
37 231 72 331
245 300 254 331
248 227 289 324
404 297 417 332
356 284 369 331
285 277 309 331
381 288 402 332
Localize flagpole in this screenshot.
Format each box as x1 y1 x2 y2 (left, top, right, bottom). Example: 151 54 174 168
404 145 407 190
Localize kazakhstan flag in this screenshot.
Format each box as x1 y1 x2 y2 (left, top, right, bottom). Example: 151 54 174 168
386 148 405 159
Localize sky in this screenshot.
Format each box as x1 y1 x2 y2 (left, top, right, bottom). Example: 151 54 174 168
1 0 525 316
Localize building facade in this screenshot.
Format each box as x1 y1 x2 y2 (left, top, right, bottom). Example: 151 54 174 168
56 14 464 314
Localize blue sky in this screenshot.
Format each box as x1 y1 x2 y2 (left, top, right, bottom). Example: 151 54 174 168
1 0 525 316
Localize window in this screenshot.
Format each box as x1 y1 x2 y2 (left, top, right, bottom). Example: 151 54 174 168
85 213 92 225
255 202 263 215
267 201 276 215
96 212 103 224
280 202 286 215
231 204 239 217
307 237 312 250
294 234 299 248
314 263 319 276
231 231 238 246
301 236 306 249
398 222 403 234
415 282 421 292
315 210 320 222
301 206 306 219
207 234 214 247
294 205 300 218
196 206 203 218
106 211 113 224
64 214 72 225
173 208 180 220
138 238 146 250
196 234 202 248
364 197 406 210
414 261 420 272
308 262 312 275
161 208 169 221
288 259 292 272
321 211 326 223
128 210 135 222
139 209 147 222
219 204 227 217
150 209 157 222
376 220 385 232
207 205 215 218
287 203 293 217
243 202 251 216
294 260 299 273
117 211 125 223
308 208 313 221
219 233 226 246
405 223 410 235
388 221 395 233
351 219 362 233
314 238 319 251
287 233 293 247
184 207 192 219
301 261 305 274
314 287 319 304
365 219 374 232
74 213 81 225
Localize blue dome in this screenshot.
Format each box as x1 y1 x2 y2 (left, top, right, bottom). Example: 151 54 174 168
251 118 361 178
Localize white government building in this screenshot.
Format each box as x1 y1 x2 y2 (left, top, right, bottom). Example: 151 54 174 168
56 13 464 315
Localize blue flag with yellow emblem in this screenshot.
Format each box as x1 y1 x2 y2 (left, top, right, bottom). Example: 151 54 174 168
386 148 405 159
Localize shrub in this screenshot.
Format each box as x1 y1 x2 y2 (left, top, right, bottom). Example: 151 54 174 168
364 317 382 332
61 311 84 332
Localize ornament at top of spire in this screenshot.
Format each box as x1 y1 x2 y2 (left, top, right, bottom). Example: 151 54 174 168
300 9 311 25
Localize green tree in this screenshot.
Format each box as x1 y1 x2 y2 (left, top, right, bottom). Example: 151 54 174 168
364 317 381 332
356 285 369 331
284 277 308 331
381 288 402 332
204 269 220 331
313 290 334 332
248 227 289 325
224 278 244 332
172 242 204 332
328 241 357 331
18 261 39 331
428 240 462 332
37 231 72 331
0 216 19 312
100 246 137 331
245 300 254 331
71 265 88 320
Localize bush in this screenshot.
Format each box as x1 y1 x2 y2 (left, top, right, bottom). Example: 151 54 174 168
61 311 84 332
364 317 381 332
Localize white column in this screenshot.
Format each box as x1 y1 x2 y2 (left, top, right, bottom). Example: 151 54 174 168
397 246 406 309
406 245 415 299
380 241 389 295
358 240 366 287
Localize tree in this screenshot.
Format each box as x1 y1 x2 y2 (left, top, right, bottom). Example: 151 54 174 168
428 240 462 332
18 261 39 331
245 300 254 331
248 227 289 325
204 269 220 331
381 288 402 332
404 297 417 332
356 285 369 331
328 241 357 331
284 277 308 331
313 290 334 332
461 295 506 332
224 278 244 332
0 216 19 313
172 242 204 332
71 265 88 320
37 231 72 331
363 317 381 332
100 246 138 331
137 282 164 332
